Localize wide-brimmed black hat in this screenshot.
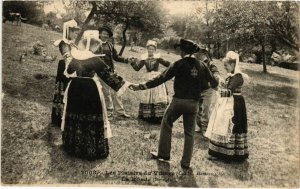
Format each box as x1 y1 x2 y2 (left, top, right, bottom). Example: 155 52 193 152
174 38 201 54
98 26 113 37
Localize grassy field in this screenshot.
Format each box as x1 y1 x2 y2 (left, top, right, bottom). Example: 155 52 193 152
1 23 300 187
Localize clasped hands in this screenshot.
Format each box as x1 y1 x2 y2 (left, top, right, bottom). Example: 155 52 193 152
128 84 141 91
128 57 138 65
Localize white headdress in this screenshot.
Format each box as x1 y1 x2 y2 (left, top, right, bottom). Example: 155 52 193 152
53 19 79 47
146 40 157 48
82 30 101 51
224 51 249 80
71 30 105 60
141 40 160 60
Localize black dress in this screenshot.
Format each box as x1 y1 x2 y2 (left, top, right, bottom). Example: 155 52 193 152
208 73 249 162
51 41 72 127
62 55 126 160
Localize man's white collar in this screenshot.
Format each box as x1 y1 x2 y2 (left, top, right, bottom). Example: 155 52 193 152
184 54 195 58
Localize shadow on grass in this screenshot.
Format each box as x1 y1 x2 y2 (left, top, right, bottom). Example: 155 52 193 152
243 68 298 84
245 83 298 107
2 74 55 107
194 134 209 150
211 159 251 182
156 161 198 187
41 124 109 184
1 138 25 184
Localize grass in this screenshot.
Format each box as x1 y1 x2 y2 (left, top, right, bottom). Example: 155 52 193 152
1 23 300 187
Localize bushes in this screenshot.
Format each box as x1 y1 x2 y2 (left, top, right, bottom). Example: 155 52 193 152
158 36 180 51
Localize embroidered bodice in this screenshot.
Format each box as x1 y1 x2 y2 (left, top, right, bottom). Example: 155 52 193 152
131 53 170 72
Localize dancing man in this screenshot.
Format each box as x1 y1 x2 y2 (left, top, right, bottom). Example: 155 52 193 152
130 38 218 169
98 25 131 118
194 47 220 135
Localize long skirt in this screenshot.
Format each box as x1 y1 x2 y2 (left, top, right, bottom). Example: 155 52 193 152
138 72 169 123
62 77 111 160
51 60 70 127
208 95 249 162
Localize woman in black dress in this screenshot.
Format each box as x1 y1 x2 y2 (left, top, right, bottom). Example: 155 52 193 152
205 51 249 162
61 30 129 160
51 20 80 127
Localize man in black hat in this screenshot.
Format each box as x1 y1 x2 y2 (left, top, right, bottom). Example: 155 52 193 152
98 25 131 118
129 38 218 169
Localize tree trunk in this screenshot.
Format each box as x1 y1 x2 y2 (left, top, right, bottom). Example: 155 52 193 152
75 2 97 45
119 21 129 56
226 38 229 52
261 40 267 73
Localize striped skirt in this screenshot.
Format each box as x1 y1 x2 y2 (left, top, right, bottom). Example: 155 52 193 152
208 95 249 161
138 72 169 124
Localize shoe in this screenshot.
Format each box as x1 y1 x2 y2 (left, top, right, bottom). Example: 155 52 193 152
180 163 191 170
207 155 218 161
195 125 201 133
118 113 131 118
150 152 170 162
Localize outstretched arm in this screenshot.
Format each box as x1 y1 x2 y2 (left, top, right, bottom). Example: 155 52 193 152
136 61 178 90
112 46 129 63
94 57 127 92
157 58 171 67
130 59 145 71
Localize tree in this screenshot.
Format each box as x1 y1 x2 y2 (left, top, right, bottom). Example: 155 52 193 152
267 2 299 51
160 20 179 53
210 1 299 73
61 1 93 44
169 15 190 37
63 1 165 55
3 1 45 25
94 1 165 55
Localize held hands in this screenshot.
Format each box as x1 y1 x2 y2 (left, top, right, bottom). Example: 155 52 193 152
128 57 138 65
218 76 226 87
218 88 231 97
128 84 141 91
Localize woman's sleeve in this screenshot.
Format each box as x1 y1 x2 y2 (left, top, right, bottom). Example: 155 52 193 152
203 63 219 88
66 59 77 75
157 58 171 67
130 59 145 71
94 57 126 92
58 41 71 59
220 74 243 97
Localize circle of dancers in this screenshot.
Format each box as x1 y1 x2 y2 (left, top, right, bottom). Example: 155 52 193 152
51 20 249 169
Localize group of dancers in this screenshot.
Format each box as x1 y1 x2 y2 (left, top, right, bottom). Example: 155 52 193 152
51 20 249 169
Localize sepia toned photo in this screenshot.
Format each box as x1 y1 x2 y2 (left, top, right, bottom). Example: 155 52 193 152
1 0 299 187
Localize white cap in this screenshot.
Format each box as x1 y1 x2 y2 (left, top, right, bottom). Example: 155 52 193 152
83 30 100 40
82 30 101 51
63 19 79 42
146 40 157 48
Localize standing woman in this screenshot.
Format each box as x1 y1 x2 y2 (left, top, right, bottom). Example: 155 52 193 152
205 51 249 162
130 40 171 123
61 30 129 160
51 20 80 127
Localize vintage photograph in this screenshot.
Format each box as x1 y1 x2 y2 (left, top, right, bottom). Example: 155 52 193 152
1 0 299 187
